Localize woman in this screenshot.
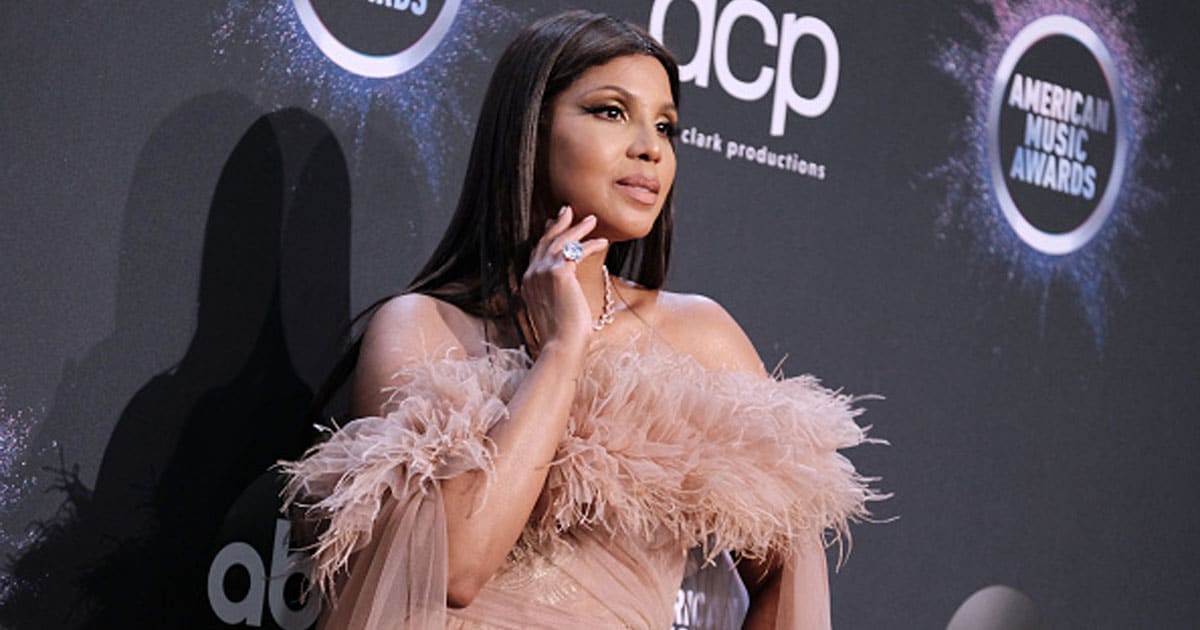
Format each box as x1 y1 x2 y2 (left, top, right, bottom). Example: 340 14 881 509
281 11 881 629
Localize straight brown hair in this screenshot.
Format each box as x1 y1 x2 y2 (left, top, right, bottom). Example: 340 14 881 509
306 12 680 422
407 10 681 324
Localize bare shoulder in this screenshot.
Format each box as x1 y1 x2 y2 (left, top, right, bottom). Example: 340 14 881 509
353 293 484 415
363 293 483 358
650 290 766 376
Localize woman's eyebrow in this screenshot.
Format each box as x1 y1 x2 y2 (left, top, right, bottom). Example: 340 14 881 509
582 84 634 100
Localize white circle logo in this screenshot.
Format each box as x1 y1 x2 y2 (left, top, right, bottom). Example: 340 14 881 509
988 15 1125 255
293 0 460 78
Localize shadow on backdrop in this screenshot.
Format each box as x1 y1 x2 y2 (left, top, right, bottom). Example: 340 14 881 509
0 107 351 629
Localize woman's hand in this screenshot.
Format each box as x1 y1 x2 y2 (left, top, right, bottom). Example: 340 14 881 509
521 205 608 354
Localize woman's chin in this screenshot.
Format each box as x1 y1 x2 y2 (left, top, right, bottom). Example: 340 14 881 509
597 222 657 244
595 210 661 242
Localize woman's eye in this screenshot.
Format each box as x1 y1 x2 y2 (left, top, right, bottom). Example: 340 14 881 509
657 121 678 137
587 105 625 120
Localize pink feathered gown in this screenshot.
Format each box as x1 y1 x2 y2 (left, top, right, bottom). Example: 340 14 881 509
279 338 883 629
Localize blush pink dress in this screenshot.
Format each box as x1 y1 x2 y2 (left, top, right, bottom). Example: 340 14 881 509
280 338 883 629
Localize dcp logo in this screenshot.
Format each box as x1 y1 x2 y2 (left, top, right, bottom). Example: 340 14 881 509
293 0 460 78
649 0 839 136
989 15 1125 255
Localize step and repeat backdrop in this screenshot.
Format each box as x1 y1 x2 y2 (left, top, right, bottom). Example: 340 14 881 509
2 1 1198 628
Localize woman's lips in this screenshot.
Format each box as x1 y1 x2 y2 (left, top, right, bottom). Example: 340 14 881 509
616 175 660 205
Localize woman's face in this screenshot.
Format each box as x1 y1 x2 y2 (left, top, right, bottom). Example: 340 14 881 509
542 54 678 242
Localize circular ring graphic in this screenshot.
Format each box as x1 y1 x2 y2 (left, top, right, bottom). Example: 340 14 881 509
988 15 1127 255
293 0 460 78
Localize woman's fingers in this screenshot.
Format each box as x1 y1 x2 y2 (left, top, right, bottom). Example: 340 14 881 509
549 214 598 254
542 205 574 243
576 237 609 262
528 205 608 276
533 205 573 260
520 205 610 345
534 206 602 266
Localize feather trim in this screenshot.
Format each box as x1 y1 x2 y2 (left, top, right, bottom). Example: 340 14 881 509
279 341 883 597
277 349 527 596
523 343 885 565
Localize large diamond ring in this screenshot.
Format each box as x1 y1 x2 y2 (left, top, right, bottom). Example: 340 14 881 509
562 241 584 262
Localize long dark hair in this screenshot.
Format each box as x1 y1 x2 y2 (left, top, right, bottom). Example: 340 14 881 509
308 11 680 421
409 10 680 321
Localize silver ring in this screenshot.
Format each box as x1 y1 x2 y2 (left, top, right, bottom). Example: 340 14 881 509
562 241 584 262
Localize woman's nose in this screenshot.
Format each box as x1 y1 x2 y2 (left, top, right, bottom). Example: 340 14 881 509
628 125 663 163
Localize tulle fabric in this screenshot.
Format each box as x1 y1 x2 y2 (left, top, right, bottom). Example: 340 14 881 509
446 530 686 628
330 488 448 628
279 338 882 629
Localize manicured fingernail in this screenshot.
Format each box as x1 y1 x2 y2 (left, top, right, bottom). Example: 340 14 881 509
559 205 568 216
586 214 596 222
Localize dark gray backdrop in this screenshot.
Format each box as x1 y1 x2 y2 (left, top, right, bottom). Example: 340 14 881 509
2 1 1198 628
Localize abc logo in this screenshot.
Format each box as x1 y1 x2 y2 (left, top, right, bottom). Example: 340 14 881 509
207 472 320 629
649 0 840 136
207 518 320 629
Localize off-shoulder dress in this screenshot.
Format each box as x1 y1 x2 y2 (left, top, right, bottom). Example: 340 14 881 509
279 336 883 629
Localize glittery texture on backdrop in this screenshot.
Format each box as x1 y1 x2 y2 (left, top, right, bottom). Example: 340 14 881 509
930 0 1165 345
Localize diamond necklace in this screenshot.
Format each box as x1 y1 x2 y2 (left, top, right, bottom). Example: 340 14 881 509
594 265 616 330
